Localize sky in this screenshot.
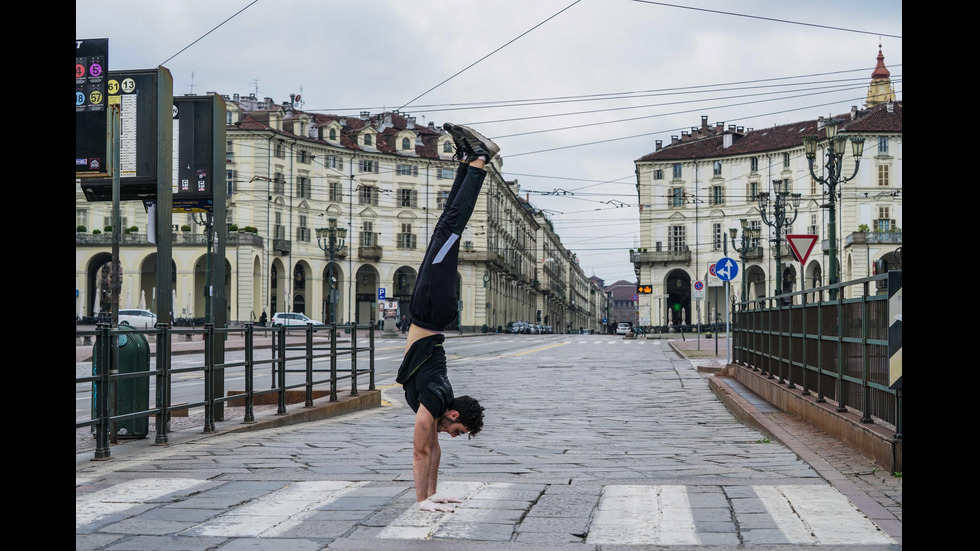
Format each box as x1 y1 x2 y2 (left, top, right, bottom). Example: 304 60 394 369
76 0 902 284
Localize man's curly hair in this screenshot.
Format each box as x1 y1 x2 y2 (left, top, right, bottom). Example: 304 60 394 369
450 395 484 438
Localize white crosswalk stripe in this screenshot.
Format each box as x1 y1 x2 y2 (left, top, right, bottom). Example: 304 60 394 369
587 485 699 545
377 481 485 540
755 485 893 545
184 480 366 537
76 478 208 529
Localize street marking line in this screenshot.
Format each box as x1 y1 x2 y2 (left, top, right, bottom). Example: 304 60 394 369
377 481 484 540
754 485 894 545
76 478 207 529
587 485 699 545
504 341 570 357
184 480 366 537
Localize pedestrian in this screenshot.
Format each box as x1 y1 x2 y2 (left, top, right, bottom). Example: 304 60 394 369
400 315 408 335
258 310 267 327
396 122 493 514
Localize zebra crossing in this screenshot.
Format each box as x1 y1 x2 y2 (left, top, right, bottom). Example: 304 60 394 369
76 478 895 546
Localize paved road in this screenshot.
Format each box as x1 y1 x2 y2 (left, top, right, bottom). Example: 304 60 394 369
76 334 900 550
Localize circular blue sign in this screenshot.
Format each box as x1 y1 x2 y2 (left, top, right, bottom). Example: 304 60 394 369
715 257 738 281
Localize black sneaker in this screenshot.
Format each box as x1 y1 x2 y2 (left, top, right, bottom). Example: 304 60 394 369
443 122 470 161
445 122 500 162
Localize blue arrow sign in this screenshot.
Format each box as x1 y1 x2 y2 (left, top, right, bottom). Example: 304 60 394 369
715 257 738 281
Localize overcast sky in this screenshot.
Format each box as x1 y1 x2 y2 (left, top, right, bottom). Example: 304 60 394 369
76 0 902 284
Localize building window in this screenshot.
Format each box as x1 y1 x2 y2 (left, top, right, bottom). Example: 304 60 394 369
782 152 790 169
328 181 342 202
274 211 285 240
748 181 759 201
361 221 377 246
712 223 723 250
710 185 724 206
399 188 418 208
398 223 417 249
653 169 663 180
669 225 686 251
326 155 341 170
670 187 684 207
363 133 373 146
436 167 454 179
358 159 378 173
226 141 234 163
358 185 379 206
76 208 88 229
749 220 762 249
713 161 722 177
672 163 682 179
436 190 450 209
396 164 418 176
274 142 285 159
810 175 818 195
878 165 889 186
750 157 759 173
402 137 412 150
297 215 310 242
875 207 892 231
878 136 889 154
329 128 337 141
296 176 311 199
297 149 310 163
273 172 285 195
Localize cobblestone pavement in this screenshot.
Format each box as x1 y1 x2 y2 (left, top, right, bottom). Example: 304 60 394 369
77 333 901 549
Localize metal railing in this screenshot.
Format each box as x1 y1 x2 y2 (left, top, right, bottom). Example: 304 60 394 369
731 272 902 438
76 322 376 460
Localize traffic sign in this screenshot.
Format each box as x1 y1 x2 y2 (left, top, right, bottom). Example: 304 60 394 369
715 257 738 281
786 234 818 265
378 288 386 301
693 280 705 300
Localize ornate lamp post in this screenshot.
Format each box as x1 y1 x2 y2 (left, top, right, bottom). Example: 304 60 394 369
803 120 865 297
316 218 348 323
758 183 801 297
728 218 761 302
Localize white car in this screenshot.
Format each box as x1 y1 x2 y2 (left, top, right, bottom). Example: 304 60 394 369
616 322 632 335
117 309 158 328
271 312 325 326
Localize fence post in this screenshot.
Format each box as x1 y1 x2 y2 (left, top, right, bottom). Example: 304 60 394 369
860 281 873 423
93 323 112 460
330 324 338 401
276 325 287 415
154 323 171 444
305 323 314 408
369 321 376 391
204 324 216 433
244 323 255 423
350 324 359 396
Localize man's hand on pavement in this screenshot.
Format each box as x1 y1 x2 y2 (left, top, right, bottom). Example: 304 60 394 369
418 499 455 513
428 494 462 504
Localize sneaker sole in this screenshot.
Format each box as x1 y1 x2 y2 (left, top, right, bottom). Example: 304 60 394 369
451 124 500 160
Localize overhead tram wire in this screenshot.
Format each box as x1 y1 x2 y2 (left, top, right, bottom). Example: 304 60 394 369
396 0 584 111
314 65 900 115
629 0 902 39
159 0 261 66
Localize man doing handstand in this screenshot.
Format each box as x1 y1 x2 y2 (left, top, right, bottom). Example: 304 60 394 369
395 122 498 513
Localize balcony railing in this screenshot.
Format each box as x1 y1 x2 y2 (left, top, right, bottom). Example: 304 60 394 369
358 245 383 260
76 232 265 248
630 247 692 264
845 231 903 246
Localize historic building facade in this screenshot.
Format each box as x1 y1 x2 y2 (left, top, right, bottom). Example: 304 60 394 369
75 94 602 332
631 51 901 327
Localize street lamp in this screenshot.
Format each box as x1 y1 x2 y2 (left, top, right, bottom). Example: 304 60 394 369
758 183 802 298
803 120 865 297
729 218 760 302
316 218 348 323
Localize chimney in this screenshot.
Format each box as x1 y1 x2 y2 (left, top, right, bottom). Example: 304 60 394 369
851 105 859 120
701 115 709 131
655 140 662 151
360 111 370 120
716 122 724 132
886 100 894 113
671 135 680 145
728 125 736 132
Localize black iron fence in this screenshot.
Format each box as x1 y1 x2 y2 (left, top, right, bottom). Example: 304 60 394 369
732 272 902 438
76 323 376 460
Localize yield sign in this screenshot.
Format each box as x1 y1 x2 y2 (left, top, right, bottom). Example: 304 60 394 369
786 234 818 265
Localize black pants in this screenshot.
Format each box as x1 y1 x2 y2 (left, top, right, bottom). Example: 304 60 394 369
409 163 487 331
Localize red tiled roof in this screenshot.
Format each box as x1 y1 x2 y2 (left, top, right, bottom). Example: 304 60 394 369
636 101 902 162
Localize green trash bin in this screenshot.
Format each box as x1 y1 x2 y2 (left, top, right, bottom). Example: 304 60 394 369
92 324 151 439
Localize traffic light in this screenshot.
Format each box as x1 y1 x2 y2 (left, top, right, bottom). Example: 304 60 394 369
636 284 652 294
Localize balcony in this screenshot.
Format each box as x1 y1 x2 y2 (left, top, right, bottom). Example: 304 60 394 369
459 250 502 265
358 245 383 260
630 247 691 265
76 231 265 248
845 231 903 246
273 238 291 255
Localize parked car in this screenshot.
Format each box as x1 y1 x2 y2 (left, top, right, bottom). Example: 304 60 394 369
271 312 325 326
117 309 157 328
507 321 526 334
616 322 632 335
